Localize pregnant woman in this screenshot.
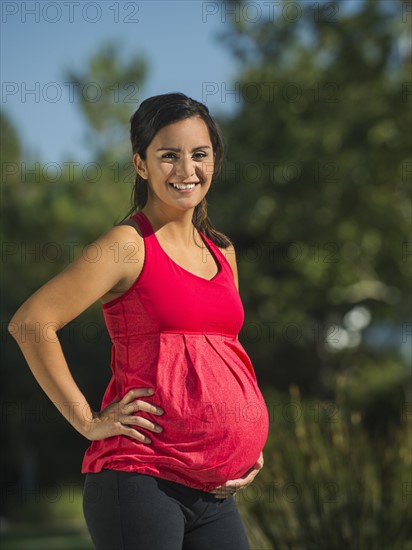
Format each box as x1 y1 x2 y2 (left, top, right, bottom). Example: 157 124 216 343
9 93 270 549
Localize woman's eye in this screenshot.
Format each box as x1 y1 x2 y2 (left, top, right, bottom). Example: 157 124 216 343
161 152 208 160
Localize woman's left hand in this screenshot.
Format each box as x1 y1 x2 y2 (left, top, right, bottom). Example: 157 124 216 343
210 451 264 499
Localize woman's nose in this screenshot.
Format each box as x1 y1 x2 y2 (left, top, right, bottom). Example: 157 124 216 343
175 156 195 179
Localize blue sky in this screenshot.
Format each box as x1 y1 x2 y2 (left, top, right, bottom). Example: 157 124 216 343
2 1 241 163
2 0 365 163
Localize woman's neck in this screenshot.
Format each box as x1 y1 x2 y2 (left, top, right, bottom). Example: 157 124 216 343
141 206 198 248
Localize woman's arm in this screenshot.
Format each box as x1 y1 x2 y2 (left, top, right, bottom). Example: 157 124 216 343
7 225 163 441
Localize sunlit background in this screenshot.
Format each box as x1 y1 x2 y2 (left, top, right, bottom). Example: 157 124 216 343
3 0 367 162
2 1 411 548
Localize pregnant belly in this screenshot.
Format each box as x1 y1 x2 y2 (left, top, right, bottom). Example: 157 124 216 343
117 333 270 488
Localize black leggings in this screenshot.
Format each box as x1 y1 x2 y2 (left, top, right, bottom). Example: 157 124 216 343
83 470 250 550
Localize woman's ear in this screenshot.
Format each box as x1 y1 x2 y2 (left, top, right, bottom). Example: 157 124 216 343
132 153 148 180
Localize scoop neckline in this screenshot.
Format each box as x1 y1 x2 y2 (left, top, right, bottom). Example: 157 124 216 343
137 211 223 282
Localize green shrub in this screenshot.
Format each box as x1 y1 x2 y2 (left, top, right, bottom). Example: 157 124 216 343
238 380 411 550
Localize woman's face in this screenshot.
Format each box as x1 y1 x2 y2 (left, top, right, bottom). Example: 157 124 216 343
133 116 215 212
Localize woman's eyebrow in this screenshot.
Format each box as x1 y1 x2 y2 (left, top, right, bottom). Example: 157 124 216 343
156 146 212 152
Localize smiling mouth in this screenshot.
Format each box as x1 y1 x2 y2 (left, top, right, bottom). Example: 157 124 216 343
169 182 200 190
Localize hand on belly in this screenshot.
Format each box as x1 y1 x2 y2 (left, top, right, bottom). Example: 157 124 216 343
209 451 264 499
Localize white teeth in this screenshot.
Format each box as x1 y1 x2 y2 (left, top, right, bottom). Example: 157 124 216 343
172 183 196 190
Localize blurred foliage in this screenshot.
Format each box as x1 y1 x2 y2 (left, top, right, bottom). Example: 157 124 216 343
238 383 411 550
2 486 92 549
2 0 411 546
65 40 147 161
1 43 145 518
210 0 410 398
1 524 92 550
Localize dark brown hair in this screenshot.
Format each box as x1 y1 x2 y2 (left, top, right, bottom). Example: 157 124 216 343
117 92 232 248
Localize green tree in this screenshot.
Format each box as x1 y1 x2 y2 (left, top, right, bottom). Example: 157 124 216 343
2 44 147 507
3 5 411 545
207 0 410 408
208 5 411 544
65 41 147 162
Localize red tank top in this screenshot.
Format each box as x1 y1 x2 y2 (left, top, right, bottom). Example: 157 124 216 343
81 211 269 491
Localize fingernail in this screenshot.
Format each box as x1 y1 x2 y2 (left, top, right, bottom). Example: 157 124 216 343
147 389 154 394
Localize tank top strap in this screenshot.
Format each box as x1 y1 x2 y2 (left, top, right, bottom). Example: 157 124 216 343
129 211 232 281
199 231 231 276
130 211 153 238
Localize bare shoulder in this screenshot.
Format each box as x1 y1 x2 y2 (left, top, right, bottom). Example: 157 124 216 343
216 243 239 291
114 218 144 239
96 221 144 264
101 218 145 269
8 221 145 329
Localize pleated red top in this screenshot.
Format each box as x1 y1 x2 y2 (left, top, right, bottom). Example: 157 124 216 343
81 211 269 491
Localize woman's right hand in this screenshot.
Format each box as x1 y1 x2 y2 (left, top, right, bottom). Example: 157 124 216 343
84 388 164 443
